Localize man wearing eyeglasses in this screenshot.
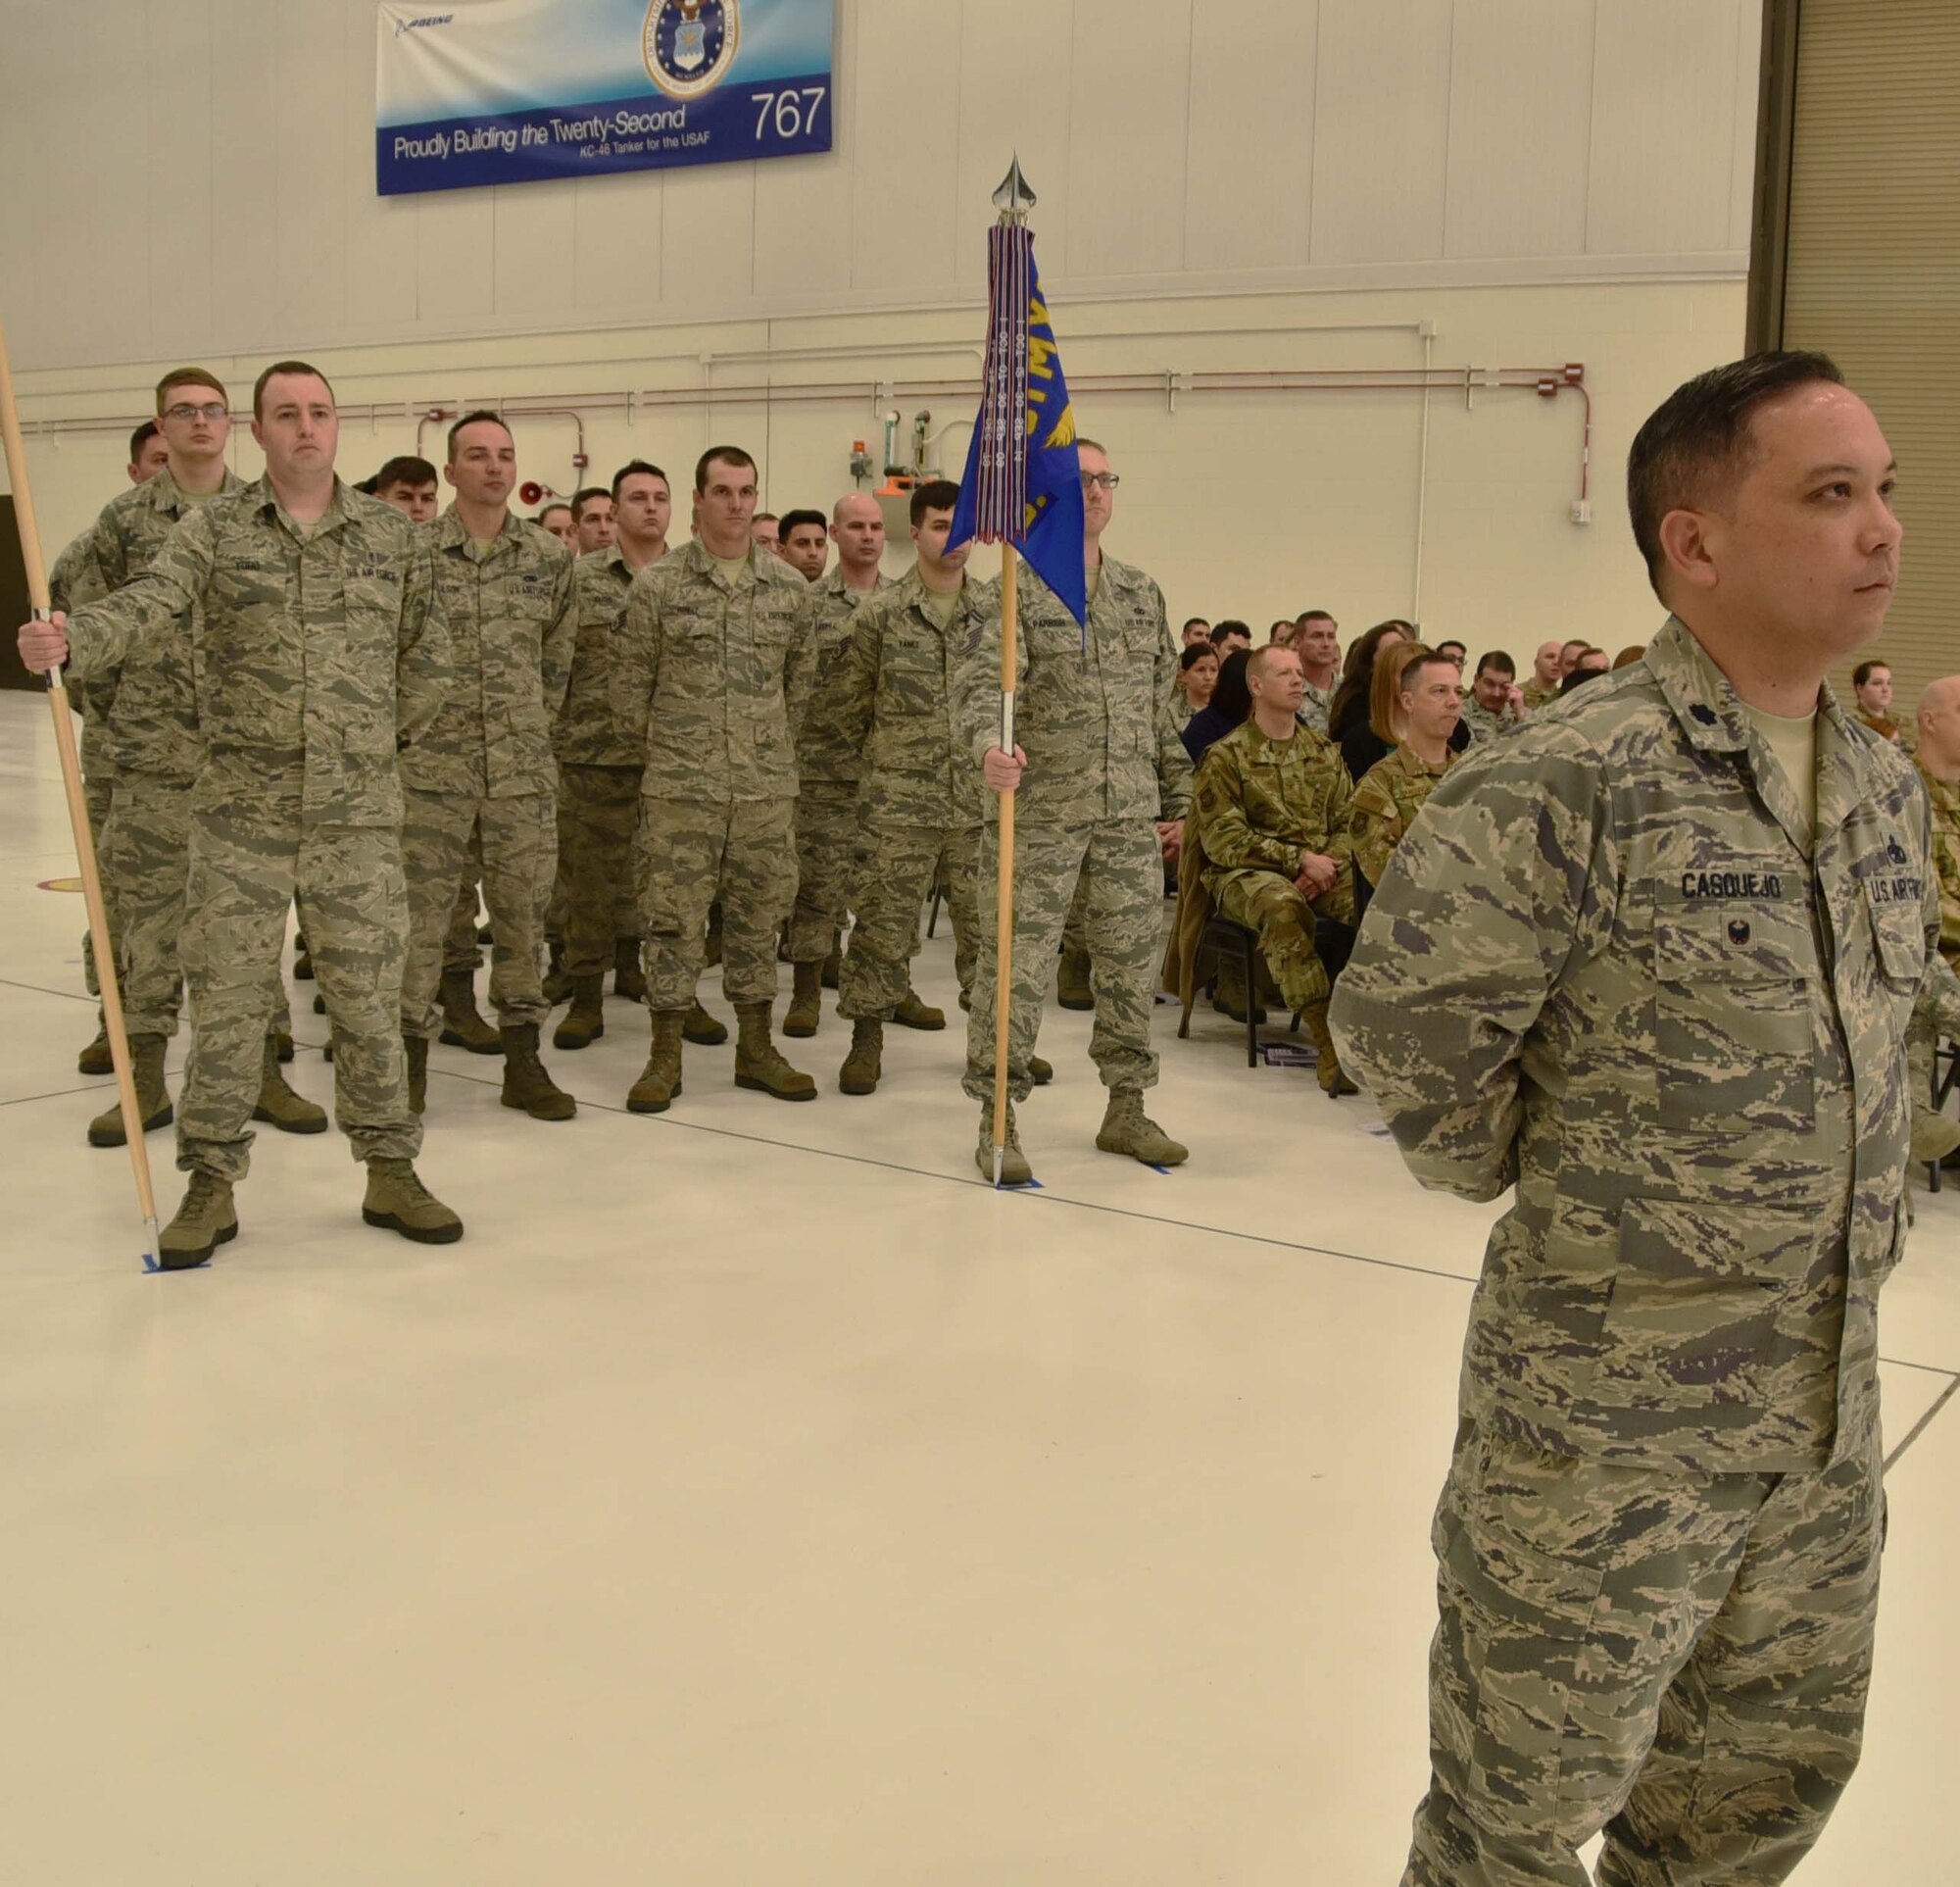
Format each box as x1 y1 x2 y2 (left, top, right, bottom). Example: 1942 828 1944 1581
956 439 1194 1183
56 367 323 1153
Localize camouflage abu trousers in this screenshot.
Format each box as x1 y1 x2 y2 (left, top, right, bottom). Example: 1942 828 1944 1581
962 818 1163 1107
401 788 555 1039
1404 1416 1883 1886
787 780 857 963
1210 868 1354 1014
638 795 797 1011
840 819 981 1020
557 763 643 979
81 768 118 1003
442 823 485 977
102 773 283 1043
176 782 418 1181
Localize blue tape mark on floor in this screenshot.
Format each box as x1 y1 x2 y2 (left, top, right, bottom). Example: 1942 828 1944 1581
141 1253 159 1273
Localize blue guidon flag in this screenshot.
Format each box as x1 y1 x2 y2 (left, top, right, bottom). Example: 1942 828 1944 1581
948 224 1085 626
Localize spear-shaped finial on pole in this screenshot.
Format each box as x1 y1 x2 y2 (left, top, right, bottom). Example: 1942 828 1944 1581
992 155 1036 223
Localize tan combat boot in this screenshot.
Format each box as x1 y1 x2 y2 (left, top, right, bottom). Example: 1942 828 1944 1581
1302 1003 1358 1097
839 1018 883 1095
683 1001 728 1045
626 1010 686 1114
252 1035 328 1134
893 986 946 1030
735 1002 817 1101
87 1033 173 1147
405 1032 428 1115
613 936 648 1003
974 1102 1034 1186
438 966 503 1054
362 1159 464 1244
500 1023 577 1120
783 960 824 1038
77 1021 114 1075
554 974 607 1050
1095 1088 1189 1167
159 1171 237 1270
1055 946 1095 1011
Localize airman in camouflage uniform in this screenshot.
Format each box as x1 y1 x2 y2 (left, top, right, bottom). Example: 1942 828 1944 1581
784 494 890 1036
1332 356 1942 1885
956 442 1192 1183
1192 650 1357 1095
1348 740 1456 889
802 484 990 1094
399 427 576 1124
612 446 819 1114
22 363 461 1268
62 446 325 1149
1457 694 1521 742
1907 677 1960 1163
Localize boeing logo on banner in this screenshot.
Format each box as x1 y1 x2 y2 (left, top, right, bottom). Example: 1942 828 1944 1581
645 0 741 98
395 12 454 35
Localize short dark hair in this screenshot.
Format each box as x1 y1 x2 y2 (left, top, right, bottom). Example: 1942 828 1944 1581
1434 638 1467 660
1559 637 1590 657
778 507 827 540
155 367 229 414
1852 660 1890 688
446 409 511 460
1209 619 1252 649
538 501 572 526
1626 349 1845 597
752 511 778 527
373 455 436 492
696 446 758 494
569 486 611 522
611 460 669 500
1182 617 1210 634
1180 643 1218 672
1398 650 1460 695
1474 649 1516 679
128 419 161 463
1297 609 1335 626
252 360 335 422
909 478 959 526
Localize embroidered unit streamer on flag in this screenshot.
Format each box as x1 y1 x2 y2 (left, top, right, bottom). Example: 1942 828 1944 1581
949 225 1085 625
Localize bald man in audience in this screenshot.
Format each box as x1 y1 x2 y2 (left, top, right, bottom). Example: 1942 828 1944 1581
1521 639 1564 711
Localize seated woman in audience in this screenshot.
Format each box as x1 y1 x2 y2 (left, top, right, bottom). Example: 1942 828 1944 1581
1326 619 1411 748
1180 646 1252 764
1175 643 1218 726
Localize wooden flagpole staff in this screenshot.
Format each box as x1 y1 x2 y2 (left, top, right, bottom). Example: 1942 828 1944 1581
0 314 162 1268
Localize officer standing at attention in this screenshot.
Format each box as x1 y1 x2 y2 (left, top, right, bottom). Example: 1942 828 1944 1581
957 439 1191 1184
19 362 459 1267
1332 352 1949 1884
398 413 577 1122
63 367 321 1151
783 490 890 1036
616 445 818 1114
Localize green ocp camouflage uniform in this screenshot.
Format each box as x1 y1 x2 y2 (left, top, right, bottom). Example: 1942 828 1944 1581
1329 618 1937 1886
615 539 816 1011
399 509 573 1040
801 566 990 1019
788 567 889 965
62 468 267 1042
1520 676 1560 713
1459 695 1525 743
1193 720 1355 1014
1348 739 1455 891
60 476 448 1182
955 556 1192 1106
554 544 661 979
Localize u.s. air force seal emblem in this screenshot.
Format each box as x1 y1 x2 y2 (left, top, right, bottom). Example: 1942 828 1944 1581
644 0 740 99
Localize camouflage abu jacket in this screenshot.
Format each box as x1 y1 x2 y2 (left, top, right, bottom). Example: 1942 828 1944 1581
60 476 449 829
614 537 817 804
1915 761 1960 960
796 567 890 787
554 543 662 770
1348 739 1455 888
800 565 993 829
953 554 1193 824
400 507 573 799
1332 616 1941 1474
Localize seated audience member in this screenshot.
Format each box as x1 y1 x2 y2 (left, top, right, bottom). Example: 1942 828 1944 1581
1910 675 1960 1167
1612 643 1645 670
1521 638 1564 709
1269 619 1298 645
1326 620 1413 745
1181 647 1252 764
1459 650 1524 740
1173 645 1359 1095
1295 609 1340 734
1557 635 1591 677
1176 643 1218 726
1208 619 1253 658
1341 637 1470 782
1561 645 1612 692
1350 651 1462 893
1853 659 1909 745
1182 617 1212 648
1433 637 1468 668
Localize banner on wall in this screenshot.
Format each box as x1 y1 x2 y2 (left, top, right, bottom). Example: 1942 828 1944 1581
375 0 835 196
